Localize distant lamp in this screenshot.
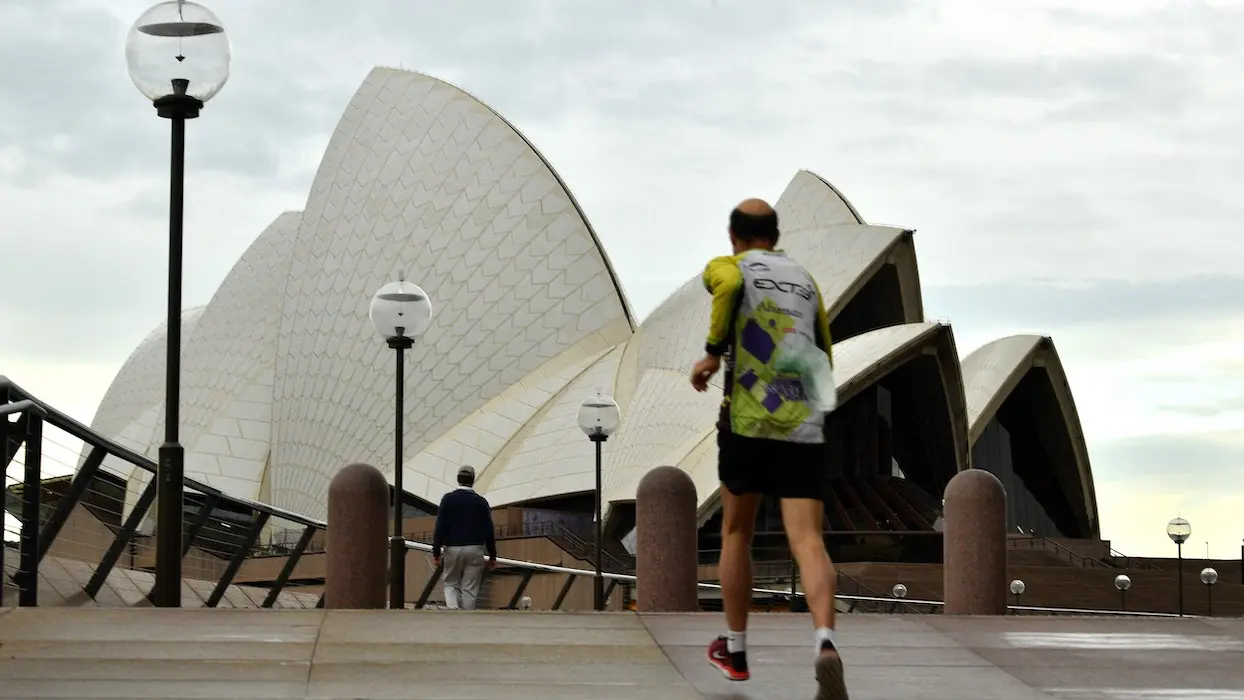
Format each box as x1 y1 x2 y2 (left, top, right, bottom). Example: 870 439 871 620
370 279 433 343
369 277 434 611
577 392 621 612
1167 517 1191 617
1009 579 1026 611
1166 517 1192 545
578 393 621 441
1114 573 1131 611
520 596 533 611
1201 567 1218 617
891 583 908 599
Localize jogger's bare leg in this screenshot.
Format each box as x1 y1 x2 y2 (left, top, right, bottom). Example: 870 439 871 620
780 497 835 630
719 489 761 634
781 497 849 698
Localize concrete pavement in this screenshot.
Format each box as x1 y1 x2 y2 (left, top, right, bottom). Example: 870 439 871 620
1 607 1241 698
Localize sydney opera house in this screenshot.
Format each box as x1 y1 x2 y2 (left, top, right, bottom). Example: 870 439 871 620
80 66 1099 570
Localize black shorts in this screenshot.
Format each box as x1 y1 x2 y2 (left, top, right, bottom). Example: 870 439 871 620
716 421 829 501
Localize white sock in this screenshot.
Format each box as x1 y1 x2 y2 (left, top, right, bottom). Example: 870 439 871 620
727 629 747 654
815 627 836 655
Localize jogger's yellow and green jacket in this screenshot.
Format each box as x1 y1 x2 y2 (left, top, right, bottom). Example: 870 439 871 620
703 249 834 443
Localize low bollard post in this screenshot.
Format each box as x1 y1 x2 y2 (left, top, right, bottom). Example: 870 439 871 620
325 463 389 609
943 468 1007 615
636 466 698 612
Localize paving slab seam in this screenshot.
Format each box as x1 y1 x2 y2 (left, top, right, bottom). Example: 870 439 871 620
305 611 328 695
637 614 708 700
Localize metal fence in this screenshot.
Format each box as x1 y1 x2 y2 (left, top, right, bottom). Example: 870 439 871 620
1 375 1188 618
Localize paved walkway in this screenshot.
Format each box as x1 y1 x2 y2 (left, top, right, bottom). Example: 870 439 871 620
1 607 1242 698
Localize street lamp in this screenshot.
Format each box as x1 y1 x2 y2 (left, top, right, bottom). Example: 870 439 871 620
1167 517 1191 617
891 583 907 613
1009 579 1026 611
125 0 230 609
370 277 433 610
1114 574 1131 611
577 391 620 612
1201 567 1218 617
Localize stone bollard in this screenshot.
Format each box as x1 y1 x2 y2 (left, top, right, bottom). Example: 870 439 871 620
636 466 698 612
942 468 1007 615
325 463 389 609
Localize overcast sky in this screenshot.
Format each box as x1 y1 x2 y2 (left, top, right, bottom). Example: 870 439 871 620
3 0 1242 559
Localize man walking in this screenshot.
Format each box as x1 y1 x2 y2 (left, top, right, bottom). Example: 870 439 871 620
431 466 497 610
690 198 848 699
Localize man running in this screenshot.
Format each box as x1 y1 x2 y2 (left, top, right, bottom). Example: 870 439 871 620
690 198 848 699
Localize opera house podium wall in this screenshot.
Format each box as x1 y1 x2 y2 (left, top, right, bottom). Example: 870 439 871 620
1 65 1126 612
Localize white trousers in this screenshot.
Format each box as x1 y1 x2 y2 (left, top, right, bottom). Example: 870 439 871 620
442 544 487 610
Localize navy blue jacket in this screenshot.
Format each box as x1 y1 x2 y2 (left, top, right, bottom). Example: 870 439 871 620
431 488 497 560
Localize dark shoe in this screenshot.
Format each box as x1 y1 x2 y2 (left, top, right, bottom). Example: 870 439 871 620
815 650 849 700
707 635 750 681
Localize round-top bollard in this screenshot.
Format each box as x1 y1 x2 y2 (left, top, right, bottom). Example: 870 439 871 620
942 468 1007 615
636 466 698 612
325 463 390 609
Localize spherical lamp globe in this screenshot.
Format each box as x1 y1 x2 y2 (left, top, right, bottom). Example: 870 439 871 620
125 1 231 103
370 280 433 341
1166 517 1192 545
577 392 620 440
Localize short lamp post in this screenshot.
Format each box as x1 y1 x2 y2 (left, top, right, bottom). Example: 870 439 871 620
369 277 433 611
1201 567 1218 617
577 392 620 612
125 0 230 609
1167 517 1192 617
1114 574 1131 611
891 583 907 613
1009 579 1026 612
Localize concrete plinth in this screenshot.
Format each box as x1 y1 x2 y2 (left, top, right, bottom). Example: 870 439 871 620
636 466 698 612
943 468 1007 615
325 463 389 610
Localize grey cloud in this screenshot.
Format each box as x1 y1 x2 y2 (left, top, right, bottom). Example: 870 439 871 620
0 234 166 363
1158 400 1244 418
1091 432 1244 483
923 275 1244 330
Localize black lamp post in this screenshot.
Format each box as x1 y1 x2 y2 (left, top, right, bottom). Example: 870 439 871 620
125 0 231 609
370 276 433 610
577 392 620 612
1009 579 1025 612
1114 574 1131 611
1200 567 1218 617
1167 517 1191 617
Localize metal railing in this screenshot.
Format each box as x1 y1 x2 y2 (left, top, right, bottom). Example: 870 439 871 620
400 539 1187 618
1009 535 1163 572
1108 547 1162 571
2 376 329 609
0 374 1193 617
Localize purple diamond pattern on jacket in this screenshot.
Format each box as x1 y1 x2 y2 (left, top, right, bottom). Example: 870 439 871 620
740 319 775 364
762 389 784 413
738 369 758 391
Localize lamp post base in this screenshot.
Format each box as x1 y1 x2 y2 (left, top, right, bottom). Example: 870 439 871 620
153 441 185 608
390 535 407 610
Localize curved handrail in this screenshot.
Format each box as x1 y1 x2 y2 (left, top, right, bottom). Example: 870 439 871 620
0 375 326 529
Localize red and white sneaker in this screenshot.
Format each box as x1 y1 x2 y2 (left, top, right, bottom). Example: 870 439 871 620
707 635 750 681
